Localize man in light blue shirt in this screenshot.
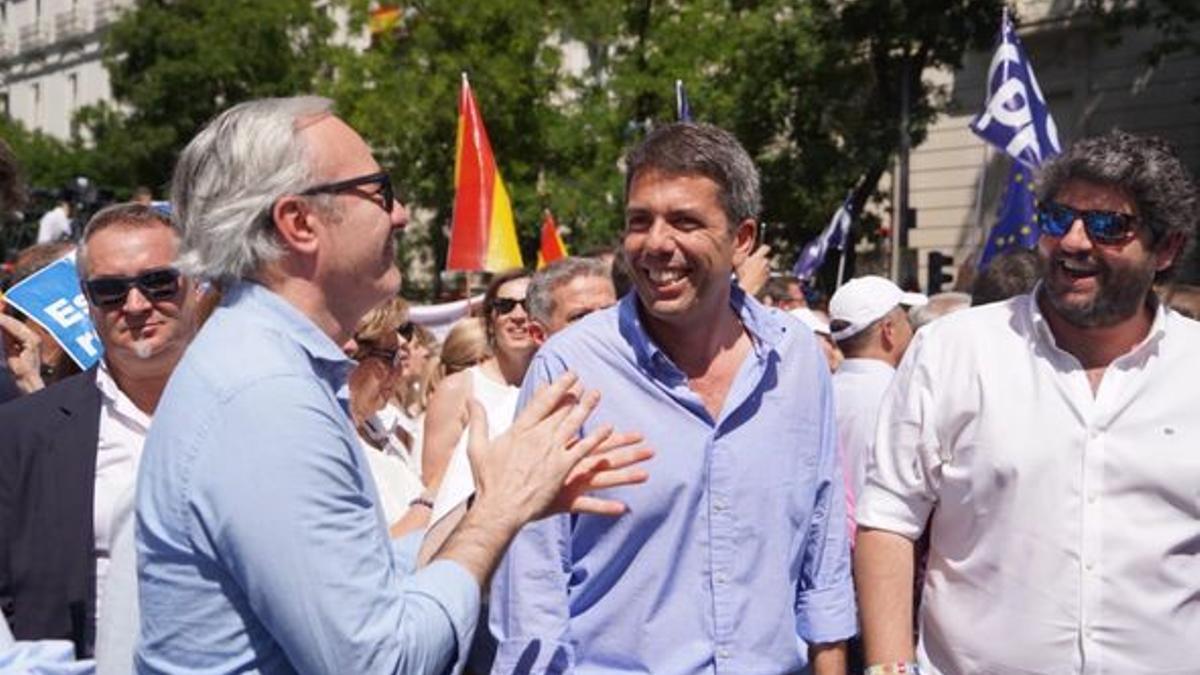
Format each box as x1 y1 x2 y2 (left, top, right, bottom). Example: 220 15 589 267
489 123 855 674
135 96 650 675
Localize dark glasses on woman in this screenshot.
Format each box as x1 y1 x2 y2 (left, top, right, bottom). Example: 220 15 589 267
1036 202 1139 245
492 297 527 316
84 267 183 308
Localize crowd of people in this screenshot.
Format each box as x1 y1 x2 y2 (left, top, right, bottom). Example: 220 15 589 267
0 95 1197 675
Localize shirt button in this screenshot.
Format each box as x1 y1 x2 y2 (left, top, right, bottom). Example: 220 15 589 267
1085 561 1095 572
1087 493 1098 504
718 648 731 659
713 499 727 511
716 573 728 584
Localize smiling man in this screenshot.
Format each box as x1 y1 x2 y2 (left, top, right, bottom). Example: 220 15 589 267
855 129 1200 674
0 203 199 659
489 123 855 674
134 97 651 675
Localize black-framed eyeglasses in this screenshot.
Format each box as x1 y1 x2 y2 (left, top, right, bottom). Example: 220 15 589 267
84 267 183 308
1036 201 1139 246
492 297 528 316
301 172 394 215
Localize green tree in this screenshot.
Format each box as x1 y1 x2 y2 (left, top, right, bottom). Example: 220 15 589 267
329 0 629 285
77 0 340 191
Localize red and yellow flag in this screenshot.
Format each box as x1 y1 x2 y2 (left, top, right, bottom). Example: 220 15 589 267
447 74 523 272
536 209 568 269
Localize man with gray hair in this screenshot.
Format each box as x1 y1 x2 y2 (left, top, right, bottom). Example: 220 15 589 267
134 97 650 674
907 291 971 330
525 256 616 344
0 203 199 660
490 123 854 674
856 130 1200 674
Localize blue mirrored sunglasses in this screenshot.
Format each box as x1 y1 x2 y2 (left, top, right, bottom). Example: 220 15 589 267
1036 201 1138 246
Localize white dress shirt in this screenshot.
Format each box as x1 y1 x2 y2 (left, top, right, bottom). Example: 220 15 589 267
36 205 72 243
832 357 895 503
858 292 1200 674
93 362 149 624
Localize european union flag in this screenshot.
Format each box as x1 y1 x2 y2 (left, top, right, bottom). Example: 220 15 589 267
979 162 1039 265
971 8 1061 268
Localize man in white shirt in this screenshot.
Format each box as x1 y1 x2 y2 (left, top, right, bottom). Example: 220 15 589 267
36 197 73 243
855 130 1200 674
0 203 200 659
827 276 925 507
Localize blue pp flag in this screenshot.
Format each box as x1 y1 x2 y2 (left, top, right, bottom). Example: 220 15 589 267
792 193 853 281
675 80 693 122
970 10 1061 167
3 252 103 369
971 8 1061 268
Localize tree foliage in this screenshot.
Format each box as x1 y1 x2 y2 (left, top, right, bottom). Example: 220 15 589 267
76 0 1004 286
77 0 340 191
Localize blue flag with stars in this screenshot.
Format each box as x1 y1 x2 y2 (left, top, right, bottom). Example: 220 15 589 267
970 8 1061 268
980 162 1039 265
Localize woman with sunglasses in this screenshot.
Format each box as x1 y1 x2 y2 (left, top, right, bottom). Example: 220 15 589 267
420 269 535 495
347 302 425 528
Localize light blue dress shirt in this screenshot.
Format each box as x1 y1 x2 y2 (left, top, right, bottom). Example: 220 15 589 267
489 285 856 674
135 282 479 674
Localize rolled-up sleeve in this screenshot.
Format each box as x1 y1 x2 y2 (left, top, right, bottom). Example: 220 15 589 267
856 330 941 539
191 376 480 675
487 355 577 675
795 366 858 645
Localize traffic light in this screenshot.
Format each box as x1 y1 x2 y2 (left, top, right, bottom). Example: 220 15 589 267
927 250 954 294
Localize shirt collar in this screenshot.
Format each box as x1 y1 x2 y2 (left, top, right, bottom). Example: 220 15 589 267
95 359 152 431
836 357 896 375
617 279 786 373
1025 282 1169 359
221 280 355 381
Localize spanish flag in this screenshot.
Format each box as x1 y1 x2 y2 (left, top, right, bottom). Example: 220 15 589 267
447 74 524 272
536 210 568 269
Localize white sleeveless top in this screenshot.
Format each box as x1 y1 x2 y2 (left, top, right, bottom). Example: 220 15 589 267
427 365 520 526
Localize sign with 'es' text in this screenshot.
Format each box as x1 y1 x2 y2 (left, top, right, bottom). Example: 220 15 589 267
3 252 102 369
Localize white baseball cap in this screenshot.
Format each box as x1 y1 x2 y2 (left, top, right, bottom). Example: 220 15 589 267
789 308 832 336
828 276 928 341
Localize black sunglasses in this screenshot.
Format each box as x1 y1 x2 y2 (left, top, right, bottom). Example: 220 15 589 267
397 322 415 340
1036 201 1139 246
84 267 183 308
492 297 528 316
301 172 394 214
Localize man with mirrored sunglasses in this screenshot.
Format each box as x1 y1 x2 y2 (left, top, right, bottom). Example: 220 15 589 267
856 130 1200 674
0 203 200 663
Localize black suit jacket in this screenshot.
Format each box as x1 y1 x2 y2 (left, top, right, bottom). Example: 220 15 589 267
0 368 101 658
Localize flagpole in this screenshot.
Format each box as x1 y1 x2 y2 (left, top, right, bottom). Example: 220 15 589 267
836 247 848 289
972 144 991 236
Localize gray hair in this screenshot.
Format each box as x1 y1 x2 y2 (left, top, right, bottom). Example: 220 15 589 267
971 248 1040 306
1037 129 1198 257
76 202 180 279
526 256 611 325
170 96 334 284
910 291 972 330
624 122 761 231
